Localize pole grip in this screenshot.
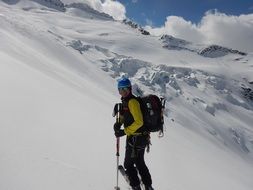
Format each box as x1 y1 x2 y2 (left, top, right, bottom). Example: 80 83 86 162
116 137 120 156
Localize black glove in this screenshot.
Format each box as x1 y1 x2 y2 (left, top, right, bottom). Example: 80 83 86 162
113 122 122 132
114 129 125 138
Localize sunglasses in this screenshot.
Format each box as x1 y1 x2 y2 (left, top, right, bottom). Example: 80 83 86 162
118 87 129 91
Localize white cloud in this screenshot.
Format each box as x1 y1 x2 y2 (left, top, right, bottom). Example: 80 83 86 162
63 0 126 20
145 11 253 52
145 18 153 26
164 16 205 43
132 0 138 3
102 0 126 20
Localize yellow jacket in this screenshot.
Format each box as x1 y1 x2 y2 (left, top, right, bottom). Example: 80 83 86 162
123 98 144 136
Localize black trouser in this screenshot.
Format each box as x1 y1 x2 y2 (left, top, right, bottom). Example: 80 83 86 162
124 136 152 187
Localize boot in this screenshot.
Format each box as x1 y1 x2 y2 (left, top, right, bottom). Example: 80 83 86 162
145 185 154 190
131 185 141 190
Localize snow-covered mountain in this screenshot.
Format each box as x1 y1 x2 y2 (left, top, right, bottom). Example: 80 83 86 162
1 1 253 190
122 18 150 35
3 0 66 11
161 35 247 58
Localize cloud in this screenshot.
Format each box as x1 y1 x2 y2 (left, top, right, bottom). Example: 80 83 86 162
165 16 205 43
145 18 153 26
102 0 126 20
132 0 138 3
145 11 253 52
67 0 126 20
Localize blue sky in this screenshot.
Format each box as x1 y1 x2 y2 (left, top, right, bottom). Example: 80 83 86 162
117 0 253 26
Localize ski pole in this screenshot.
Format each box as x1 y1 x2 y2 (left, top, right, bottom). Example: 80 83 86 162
114 103 121 190
159 97 166 138
115 137 120 190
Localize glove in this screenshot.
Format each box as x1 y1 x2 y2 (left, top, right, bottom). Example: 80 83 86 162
113 122 122 132
114 129 125 138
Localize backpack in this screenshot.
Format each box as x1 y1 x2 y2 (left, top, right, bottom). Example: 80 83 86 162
137 95 166 133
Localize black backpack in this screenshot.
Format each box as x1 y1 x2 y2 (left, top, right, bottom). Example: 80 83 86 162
137 95 166 133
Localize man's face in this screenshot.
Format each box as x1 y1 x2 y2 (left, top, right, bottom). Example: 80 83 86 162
118 87 130 98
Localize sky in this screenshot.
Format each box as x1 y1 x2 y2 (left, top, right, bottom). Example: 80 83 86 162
116 0 253 27
64 0 253 52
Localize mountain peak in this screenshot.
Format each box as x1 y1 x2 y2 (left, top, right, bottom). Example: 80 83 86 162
123 19 150 35
199 45 247 58
65 2 113 21
160 35 247 58
2 0 66 11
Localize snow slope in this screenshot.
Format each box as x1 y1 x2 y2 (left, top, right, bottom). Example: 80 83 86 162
1 1 253 190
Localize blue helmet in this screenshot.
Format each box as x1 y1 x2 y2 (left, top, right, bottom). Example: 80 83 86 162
117 77 131 89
